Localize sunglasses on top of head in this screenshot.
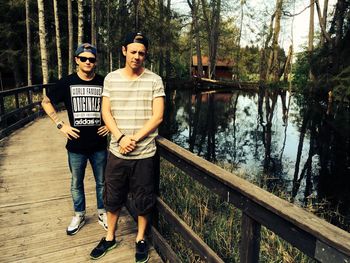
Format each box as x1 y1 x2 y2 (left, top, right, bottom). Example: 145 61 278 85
78 56 96 63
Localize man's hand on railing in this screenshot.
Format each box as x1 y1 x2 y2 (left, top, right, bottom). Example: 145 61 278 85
60 124 80 140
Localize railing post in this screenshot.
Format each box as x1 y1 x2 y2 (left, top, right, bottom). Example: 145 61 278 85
27 89 32 105
0 94 4 116
240 212 261 263
0 94 4 129
15 93 20 109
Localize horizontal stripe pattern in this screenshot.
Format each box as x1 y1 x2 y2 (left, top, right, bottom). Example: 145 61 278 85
103 68 165 159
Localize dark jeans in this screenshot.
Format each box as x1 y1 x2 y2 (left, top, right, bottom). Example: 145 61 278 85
68 150 107 215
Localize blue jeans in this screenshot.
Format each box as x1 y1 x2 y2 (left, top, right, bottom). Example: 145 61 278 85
68 150 107 215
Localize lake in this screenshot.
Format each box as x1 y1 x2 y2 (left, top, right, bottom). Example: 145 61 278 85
159 85 350 231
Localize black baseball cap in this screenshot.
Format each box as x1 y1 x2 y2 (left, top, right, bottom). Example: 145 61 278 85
123 32 149 49
75 43 97 56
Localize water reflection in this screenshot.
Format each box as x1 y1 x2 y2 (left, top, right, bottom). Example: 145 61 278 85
159 85 350 231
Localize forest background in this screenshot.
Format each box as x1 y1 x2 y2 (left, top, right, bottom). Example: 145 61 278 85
0 0 349 101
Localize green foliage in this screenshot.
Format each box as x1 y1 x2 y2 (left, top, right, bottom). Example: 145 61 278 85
3 91 43 113
217 17 240 58
292 51 310 90
2 0 349 91
138 0 187 79
293 46 350 101
0 0 27 87
159 159 240 262
236 45 261 81
159 158 315 262
0 0 187 87
332 66 350 102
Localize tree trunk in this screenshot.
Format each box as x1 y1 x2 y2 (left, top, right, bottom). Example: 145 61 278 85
235 0 245 80
210 0 221 79
308 0 315 81
134 0 140 31
201 0 221 79
53 0 63 79
68 0 74 74
321 0 329 43
334 0 345 48
315 0 332 43
91 0 96 46
189 24 193 77
107 0 112 71
158 0 164 77
25 0 32 86
333 0 346 73
77 0 84 44
165 0 172 80
269 0 283 82
259 13 275 82
95 0 101 47
308 0 315 52
188 0 204 78
282 45 293 81
37 0 49 84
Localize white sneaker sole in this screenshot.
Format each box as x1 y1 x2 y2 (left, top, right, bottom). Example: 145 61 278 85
135 254 149 263
66 219 85 235
98 219 108 231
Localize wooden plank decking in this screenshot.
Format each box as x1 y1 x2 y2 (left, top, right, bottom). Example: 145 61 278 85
0 113 163 263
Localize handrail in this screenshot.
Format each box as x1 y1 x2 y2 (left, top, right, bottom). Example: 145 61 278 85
0 83 55 139
2 85 350 262
154 136 350 262
0 84 50 97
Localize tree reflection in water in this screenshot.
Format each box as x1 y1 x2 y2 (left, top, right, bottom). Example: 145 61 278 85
159 85 350 231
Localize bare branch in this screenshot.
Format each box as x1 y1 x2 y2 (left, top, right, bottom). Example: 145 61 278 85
283 3 313 17
315 0 332 43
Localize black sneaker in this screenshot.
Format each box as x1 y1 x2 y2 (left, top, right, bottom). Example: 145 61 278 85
90 237 117 260
135 240 149 263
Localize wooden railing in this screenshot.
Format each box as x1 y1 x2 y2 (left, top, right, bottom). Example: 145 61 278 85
2 84 350 262
0 84 54 139
150 137 350 263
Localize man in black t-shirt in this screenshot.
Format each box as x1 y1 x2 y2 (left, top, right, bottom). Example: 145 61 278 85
41 43 109 236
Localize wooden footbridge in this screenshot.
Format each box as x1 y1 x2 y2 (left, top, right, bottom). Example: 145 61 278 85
1 84 350 263
0 110 163 263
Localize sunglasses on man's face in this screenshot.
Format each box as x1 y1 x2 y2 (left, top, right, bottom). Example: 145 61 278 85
78 56 96 63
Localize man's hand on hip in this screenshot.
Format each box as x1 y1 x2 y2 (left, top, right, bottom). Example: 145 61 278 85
60 124 80 140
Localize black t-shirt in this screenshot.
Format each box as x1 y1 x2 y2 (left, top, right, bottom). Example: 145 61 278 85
47 73 107 154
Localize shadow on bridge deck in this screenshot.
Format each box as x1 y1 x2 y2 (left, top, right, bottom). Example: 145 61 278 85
0 112 163 263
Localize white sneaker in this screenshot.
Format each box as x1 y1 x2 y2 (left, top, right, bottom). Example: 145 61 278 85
98 213 108 231
66 214 85 235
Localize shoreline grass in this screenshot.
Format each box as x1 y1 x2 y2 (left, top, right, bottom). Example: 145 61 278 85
158 158 315 262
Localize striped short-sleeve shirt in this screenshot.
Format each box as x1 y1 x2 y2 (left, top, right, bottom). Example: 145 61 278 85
103 68 165 159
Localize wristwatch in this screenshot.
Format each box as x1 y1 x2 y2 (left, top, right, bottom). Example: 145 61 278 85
56 121 64 129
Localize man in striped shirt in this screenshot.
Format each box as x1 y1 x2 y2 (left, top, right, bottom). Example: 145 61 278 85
90 32 165 262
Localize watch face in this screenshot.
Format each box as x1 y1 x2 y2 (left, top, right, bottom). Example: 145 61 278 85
57 123 63 129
